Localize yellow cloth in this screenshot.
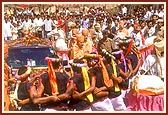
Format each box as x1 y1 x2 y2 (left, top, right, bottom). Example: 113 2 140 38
81 67 93 103
111 58 120 92
48 59 59 95
6 10 11 16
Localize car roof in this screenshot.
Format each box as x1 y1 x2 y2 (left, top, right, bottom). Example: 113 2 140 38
9 45 52 49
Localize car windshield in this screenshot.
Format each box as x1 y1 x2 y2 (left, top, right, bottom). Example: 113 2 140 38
7 46 54 68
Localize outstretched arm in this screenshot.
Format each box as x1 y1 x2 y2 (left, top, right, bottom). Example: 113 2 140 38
72 75 96 100
29 80 74 104
14 98 30 106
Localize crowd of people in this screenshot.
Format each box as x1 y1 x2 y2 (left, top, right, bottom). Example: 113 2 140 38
3 4 165 111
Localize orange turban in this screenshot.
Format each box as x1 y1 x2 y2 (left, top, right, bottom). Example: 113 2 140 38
76 35 85 42
82 28 89 36
72 29 78 35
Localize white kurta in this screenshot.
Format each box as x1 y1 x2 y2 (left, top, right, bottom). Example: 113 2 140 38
44 19 53 31
4 21 14 38
140 54 159 76
33 18 44 31
130 32 143 47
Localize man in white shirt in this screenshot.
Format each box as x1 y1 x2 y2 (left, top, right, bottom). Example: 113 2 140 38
65 7 70 16
146 20 156 38
16 8 23 15
4 17 15 40
82 15 90 29
27 7 34 16
158 8 164 18
121 5 127 15
140 20 148 38
43 15 56 38
126 20 134 36
18 16 33 36
144 6 154 20
130 24 144 47
33 14 44 38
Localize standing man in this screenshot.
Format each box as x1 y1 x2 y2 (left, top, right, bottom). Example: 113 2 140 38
4 17 15 41
68 59 95 111
97 30 117 55
82 15 90 29
29 56 74 111
85 54 114 111
43 15 55 38
116 21 130 39
130 24 145 47
69 35 85 60
33 14 44 38
82 28 93 54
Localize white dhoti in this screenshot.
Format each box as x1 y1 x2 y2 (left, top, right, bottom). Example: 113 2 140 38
91 97 114 111
110 95 127 111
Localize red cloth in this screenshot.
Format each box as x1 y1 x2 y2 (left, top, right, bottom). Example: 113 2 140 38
125 39 133 56
126 91 164 111
140 31 145 45
139 44 154 67
56 20 63 27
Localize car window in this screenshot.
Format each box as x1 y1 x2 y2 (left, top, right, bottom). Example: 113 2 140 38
7 47 54 68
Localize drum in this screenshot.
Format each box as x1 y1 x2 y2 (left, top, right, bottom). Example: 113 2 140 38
127 75 164 111
130 75 164 96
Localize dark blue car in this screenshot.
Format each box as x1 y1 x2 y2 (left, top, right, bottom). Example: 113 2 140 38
7 45 54 75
